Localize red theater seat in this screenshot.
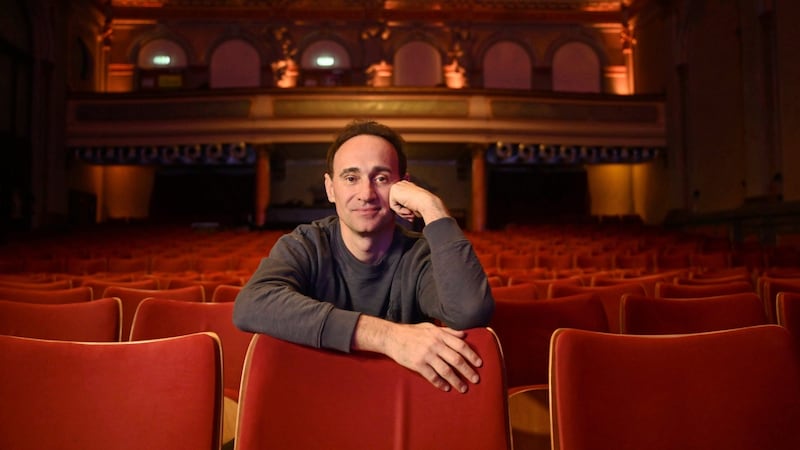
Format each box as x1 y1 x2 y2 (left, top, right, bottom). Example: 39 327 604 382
235 328 511 450
620 293 767 335
550 326 800 450
0 286 93 304
654 280 754 298
102 285 205 340
130 298 253 445
549 283 646 333
490 294 608 388
0 297 122 342
0 333 223 450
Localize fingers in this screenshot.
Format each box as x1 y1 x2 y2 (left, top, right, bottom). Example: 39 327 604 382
389 181 423 217
425 329 482 393
389 181 449 225
384 322 483 394
391 204 417 222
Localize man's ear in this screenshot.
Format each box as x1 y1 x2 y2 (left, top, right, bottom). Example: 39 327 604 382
323 173 335 203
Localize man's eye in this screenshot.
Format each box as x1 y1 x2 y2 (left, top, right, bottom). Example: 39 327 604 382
374 175 389 184
344 175 357 183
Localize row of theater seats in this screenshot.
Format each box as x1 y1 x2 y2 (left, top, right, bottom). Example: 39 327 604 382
0 225 283 275
469 222 800 274
486 265 800 450
2 223 800 449
2 293 800 449
3 265 800 449
0 280 249 445
0 285 508 449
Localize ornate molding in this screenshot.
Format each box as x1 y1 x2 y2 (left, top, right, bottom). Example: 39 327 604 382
487 142 663 165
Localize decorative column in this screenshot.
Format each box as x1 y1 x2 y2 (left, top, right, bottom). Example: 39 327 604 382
254 144 271 227
470 144 487 232
271 27 299 88
603 65 630 95
366 60 393 87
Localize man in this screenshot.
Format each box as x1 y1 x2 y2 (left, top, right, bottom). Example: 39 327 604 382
233 119 494 393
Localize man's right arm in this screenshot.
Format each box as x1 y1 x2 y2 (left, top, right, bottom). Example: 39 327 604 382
232 235 360 352
351 314 483 393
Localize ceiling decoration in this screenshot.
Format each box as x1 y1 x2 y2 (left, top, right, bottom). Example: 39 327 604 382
107 0 638 23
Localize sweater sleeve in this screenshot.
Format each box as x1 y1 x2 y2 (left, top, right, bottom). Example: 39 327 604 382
418 217 495 329
232 230 361 353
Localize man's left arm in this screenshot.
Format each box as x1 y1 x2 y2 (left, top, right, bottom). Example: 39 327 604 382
389 181 495 329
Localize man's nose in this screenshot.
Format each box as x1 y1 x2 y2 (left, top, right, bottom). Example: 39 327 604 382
357 179 376 200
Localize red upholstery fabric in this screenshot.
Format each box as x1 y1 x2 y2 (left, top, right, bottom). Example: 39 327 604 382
0 297 122 341
550 325 800 450
690 251 732 270
655 252 692 270
487 275 506 287
106 255 150 273
168 277 242 300
620 293 767 334
236 254 264 275
491 282 538 301
0 279 72 290
676 268 751 285
777 292 800 353
532 276 584 299
82 277 159 295
592 270 685 296
497 252 536 271
654 280 754 298
614 252 654 271
211 284 242 303
549 283 646 333
489 294 608 387
102 285 205 340
758 277 800 323
64 256 108 275
235 328 511 450
130 298 253 401
194 254 235 272
150 254 194 272
574 253 614 271
0 332 223 450
536 252 574 270
0 286 93 304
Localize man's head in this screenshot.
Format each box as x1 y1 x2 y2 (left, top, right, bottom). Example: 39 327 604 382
323 120 407 240
326 120 407 178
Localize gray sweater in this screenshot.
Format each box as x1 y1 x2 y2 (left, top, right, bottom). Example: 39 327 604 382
233 215 494 352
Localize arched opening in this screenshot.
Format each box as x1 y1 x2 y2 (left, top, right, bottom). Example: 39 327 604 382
209 39 261 88
552 41 601 93
483 41 532 90
137 38 188 90
394 41 442 87
300 40 352 86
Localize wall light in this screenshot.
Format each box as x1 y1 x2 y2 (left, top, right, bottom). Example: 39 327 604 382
152 54 172 66
315 55 335 67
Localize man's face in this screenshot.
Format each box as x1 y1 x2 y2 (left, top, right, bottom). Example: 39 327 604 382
324 134 401 238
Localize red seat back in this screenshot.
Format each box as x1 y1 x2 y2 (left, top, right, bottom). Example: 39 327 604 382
490 294 608 387
621 293 767 334
550 325 800 450
235 328 511 450
0 297 122 341
0 333 223 450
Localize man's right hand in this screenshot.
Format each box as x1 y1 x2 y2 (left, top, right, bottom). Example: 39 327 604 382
352 315 482 393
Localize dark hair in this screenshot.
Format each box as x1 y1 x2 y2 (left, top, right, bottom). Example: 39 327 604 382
326 119 407 176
